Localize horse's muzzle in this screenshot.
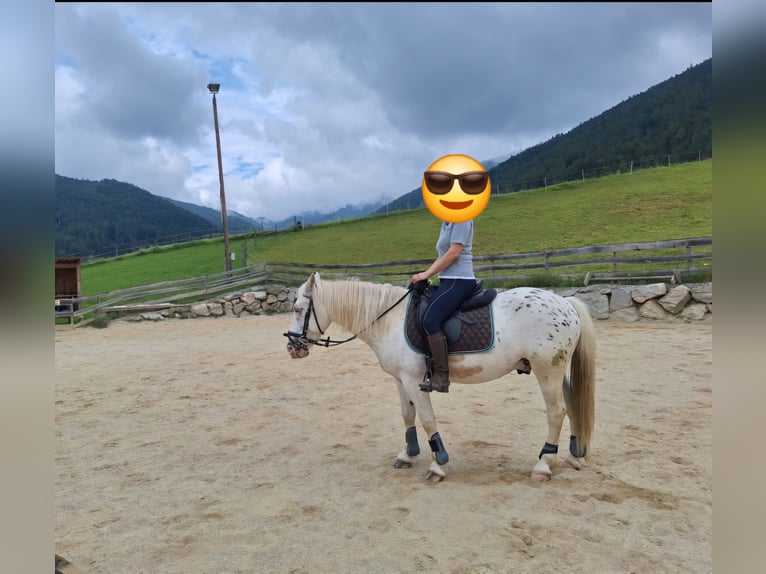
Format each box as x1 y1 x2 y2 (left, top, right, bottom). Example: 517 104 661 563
287 343 309 359
285 332 310 359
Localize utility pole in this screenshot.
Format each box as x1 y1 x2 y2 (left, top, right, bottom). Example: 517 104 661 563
208 83 232 276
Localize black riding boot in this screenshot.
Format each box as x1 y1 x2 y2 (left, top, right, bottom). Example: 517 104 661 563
419 332 450 393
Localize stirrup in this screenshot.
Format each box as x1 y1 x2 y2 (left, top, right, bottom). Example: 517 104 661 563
419 370 433 392
419 376 449 393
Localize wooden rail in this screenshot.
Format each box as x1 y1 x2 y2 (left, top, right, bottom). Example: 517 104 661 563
55 237 711 328
55 264 269 329
263 237 712 285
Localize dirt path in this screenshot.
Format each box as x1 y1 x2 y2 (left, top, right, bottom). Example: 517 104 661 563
55 315 712 573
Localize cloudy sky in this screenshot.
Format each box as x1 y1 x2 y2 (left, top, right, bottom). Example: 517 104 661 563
54 3 712 222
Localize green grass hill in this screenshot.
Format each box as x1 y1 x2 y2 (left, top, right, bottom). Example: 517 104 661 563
80 160 712 296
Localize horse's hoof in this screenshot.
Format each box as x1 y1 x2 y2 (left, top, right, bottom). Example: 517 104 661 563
425 462 446 482
393 459 412 469
425 471 445 482
563 455 582 471
530 471 551 481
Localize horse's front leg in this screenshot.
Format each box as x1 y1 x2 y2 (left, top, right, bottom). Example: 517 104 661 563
398 377 449 481
393 378 420 469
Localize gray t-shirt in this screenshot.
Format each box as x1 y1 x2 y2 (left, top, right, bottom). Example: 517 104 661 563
436 220 475 279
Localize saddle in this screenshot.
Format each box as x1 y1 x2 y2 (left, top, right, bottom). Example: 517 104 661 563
405 280 497 355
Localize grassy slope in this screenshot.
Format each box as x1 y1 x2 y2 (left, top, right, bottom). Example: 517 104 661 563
81 161 712 295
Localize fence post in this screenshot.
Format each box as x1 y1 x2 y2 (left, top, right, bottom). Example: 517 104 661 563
686 240 693 271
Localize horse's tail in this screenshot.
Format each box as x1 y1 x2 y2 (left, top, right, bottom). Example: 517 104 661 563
566 297 597 461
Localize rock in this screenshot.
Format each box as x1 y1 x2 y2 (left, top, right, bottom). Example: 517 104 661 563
573 292 609 320
609 287 633 311
692 290 712 304
632 283 667 303
209 303 225 316
140 312 165 321
233 302 247 315
659 285 691 315
680 303 708 321
638 299 669 320
610 307 640 322
191 303 210 317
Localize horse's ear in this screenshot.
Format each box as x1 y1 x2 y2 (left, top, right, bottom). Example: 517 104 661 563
308 272 319 290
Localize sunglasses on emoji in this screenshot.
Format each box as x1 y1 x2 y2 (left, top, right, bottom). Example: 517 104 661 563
423 170 489 195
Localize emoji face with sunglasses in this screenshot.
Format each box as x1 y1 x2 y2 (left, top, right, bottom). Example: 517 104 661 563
421 154 491 223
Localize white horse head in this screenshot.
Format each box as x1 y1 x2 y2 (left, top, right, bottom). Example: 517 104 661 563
285 272 330 358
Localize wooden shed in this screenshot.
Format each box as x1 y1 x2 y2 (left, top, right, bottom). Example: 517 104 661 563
55 256 82 312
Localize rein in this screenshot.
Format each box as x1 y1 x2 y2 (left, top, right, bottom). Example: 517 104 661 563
284 284 414 349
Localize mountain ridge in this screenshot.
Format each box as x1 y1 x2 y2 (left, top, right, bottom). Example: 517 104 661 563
376 58 711 214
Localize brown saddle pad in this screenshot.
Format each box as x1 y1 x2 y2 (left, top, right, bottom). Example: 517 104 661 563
404 293 495 355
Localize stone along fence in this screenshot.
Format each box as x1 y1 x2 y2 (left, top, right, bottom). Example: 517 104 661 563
549 282 712 322
127 281 711 324
187 284 297 317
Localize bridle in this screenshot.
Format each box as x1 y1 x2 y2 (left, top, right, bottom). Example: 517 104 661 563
283 284 414 352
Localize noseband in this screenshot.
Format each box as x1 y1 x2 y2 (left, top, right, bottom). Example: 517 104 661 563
283 285 413 351
284 292 344 351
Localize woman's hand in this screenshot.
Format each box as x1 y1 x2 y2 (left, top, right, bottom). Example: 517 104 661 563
411 272 427 284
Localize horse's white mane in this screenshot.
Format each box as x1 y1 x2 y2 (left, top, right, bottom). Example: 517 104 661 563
313 277 407 338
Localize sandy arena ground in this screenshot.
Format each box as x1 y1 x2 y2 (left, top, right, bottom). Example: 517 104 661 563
55 313 712 573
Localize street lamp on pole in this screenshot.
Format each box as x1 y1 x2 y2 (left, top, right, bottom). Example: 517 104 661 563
208 82 232 275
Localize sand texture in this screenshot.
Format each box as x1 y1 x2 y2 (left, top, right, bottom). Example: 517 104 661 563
55 314 712 573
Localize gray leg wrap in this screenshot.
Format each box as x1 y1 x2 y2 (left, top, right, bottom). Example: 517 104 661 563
569 435 586 458
405 426 420 456
428 432 449 465
539 442 558 459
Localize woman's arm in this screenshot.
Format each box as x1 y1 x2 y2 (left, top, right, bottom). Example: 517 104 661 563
411 243 463 283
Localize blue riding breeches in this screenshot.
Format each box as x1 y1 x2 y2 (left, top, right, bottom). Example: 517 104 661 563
421 278 477 336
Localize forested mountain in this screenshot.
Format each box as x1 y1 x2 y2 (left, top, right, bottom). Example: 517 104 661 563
55 175 218 257
165 197 260 234
377 57 711 213
55 175 387 256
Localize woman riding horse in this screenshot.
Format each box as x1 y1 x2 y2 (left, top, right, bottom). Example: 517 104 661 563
411 219 477 394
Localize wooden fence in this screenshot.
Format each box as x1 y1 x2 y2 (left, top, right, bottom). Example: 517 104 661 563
55 236 711 329
263 236 712 285
55 265 269 328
